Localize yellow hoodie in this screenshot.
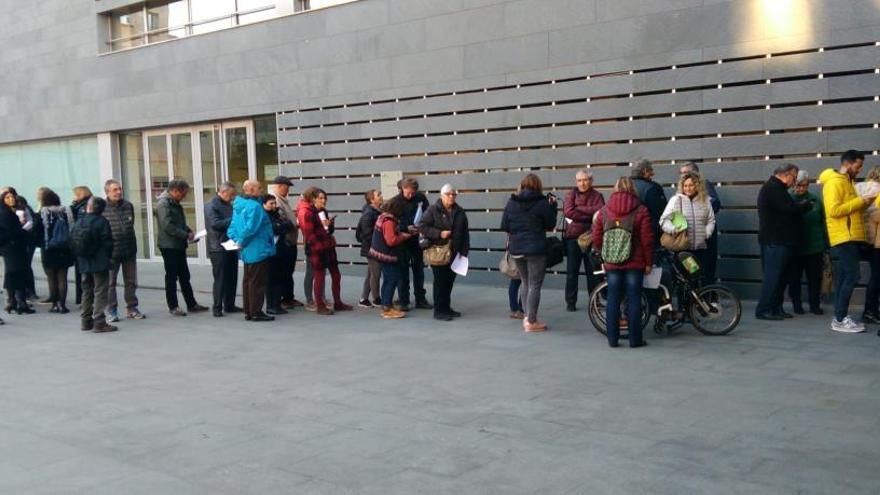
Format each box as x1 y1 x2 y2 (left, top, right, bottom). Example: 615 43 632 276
819 168 869 246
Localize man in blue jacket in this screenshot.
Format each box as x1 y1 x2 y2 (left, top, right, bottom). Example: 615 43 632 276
227 180 276 322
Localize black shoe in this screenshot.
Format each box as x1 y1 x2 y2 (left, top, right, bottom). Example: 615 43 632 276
433 313 453 321
608 342 619 348
630 340 649 348
16 307 35 315
446 309 462 318
225 306 243 313
776 310 793 319
188 304 209 313
213 310 224 317
358 299 374 308
755 313 784 321
810 307 824 315
395 303 412 312
862 312 880 324
81 319 94 331
372 298 382 306
58 306 70 314
251 314 275 322
266 307 288 315
415 300 433 310
566 304 576 312
49 304 60 313
792 304 805 315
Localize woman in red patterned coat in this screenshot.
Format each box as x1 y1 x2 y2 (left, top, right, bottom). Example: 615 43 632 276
297 187 352 315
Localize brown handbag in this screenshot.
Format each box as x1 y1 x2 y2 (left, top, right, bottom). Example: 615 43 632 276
660 196 690 251
424 242 452 266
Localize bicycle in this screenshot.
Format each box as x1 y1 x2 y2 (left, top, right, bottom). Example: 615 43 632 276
587 250 742 337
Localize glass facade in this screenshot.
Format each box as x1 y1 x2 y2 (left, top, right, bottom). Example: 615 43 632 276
254 115 278 183
0 136 100 205
118 133 150 259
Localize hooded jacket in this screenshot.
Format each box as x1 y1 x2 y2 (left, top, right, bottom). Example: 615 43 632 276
500 188 558 256
76 211 114 274
820 168 870 246
592 191 654 271
562 187 605 239
356 203 381 257
227 195 275 264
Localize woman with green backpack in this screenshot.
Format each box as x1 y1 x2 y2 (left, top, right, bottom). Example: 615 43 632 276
591 177 654 348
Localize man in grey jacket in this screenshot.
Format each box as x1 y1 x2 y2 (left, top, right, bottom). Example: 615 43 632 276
156 179 207 316
103 179 144 322
271 176 302 308
205 182 240 317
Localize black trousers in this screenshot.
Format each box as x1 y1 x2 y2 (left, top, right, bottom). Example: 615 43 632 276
564 238 599 306
268 245 296 309
786 252 823 311
209 250 239 312
431 265 456 315
160 248 197 311
398 247 427 304
243 260 269 318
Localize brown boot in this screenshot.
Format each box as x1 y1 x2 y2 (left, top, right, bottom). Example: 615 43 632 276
316 304 334 315
93 322 118 333
333 302 353 311
81 319 94 331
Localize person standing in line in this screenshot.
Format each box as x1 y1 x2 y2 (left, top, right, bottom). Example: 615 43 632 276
755 164 813 321
265 192 296 316
226 181 276 322
38 188 74 314
156 179 208 317
592 177 654 348
393 177 432 311
368 198 413 319
500 173 558 332
562 169 605 311
356 189 383 308
1 189 33 315
271 175 303 309
419 184 470 321
857 166 880 323
205 182 240 318
659 172 716 282
679 162 722 285
70 185 93 306
786 171 827 316
298 187 352 315
102 179 145 322
71 197 117 333
820 150 874 333
631 159 667 245
16 194 41 302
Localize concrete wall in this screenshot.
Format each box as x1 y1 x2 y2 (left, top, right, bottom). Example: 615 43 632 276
1 0 879 296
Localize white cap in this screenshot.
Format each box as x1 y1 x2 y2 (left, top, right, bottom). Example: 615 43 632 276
440 184 456 195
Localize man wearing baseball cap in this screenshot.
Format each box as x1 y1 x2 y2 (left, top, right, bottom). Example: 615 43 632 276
269 175 303 312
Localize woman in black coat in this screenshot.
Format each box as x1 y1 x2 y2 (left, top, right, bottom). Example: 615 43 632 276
39 188 75 313
1 189 34 314
70 185 93 305
419 184 470 321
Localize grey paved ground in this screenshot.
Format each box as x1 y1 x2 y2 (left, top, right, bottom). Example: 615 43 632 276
1 261 879 494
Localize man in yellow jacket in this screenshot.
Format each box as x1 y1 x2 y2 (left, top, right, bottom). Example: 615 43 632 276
819 150 872 333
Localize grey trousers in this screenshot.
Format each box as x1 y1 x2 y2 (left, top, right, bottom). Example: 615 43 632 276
513 255 547 324
108 258 138 313
81 271 109 325
361 258 381 301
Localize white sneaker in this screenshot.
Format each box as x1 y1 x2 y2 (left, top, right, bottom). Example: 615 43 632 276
831 316 865 333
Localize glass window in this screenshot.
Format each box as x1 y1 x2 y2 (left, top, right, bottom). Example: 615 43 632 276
0 136 100 206
110 8 145 50
191 0 235 22
254 115 278 184
146 1 188 34
239 8 277 25
170 133 198 257
237 0 275 12
118 133 150 259
225 127 250 189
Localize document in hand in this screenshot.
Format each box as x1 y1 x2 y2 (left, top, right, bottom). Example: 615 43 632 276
450 254 469 276
413 204 423 226
643 266 662 289
221 239 240 251
190 229 207 243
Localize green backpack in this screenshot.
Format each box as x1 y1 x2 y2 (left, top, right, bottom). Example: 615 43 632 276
600 208 637 264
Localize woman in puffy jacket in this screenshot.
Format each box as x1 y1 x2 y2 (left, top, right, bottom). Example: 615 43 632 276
500 173 558 332
297 187 351 315
592 177 654 348
659 172 716 283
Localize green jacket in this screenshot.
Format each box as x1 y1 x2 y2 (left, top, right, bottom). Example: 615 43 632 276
156 191 190 250
790 191 827 255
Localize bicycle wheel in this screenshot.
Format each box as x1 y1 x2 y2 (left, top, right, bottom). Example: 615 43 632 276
588 281 651 336
687 284 741 336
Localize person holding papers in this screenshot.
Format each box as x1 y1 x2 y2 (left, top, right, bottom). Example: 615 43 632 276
393 177 432 311
297 187 352 315
419 184 470 322
226 180 275 322
205 182 240 318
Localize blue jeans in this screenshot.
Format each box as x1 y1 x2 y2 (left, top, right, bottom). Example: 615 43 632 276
508 278 523 312
831 242 860 321
755 244 792 317
381 262 403 308
605 269 644 347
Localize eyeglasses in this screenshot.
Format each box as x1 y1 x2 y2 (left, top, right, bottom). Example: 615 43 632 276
443 192 457 197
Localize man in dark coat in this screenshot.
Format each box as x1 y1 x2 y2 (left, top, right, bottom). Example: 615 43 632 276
562 169 605 311
205 182 240 317
156 179 207 316
73 197 117 333
631 159 667 245
393 177 432 310
755 164 813 320
103 179 144 321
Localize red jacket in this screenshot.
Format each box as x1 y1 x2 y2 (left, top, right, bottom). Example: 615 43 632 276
563 187 605 238
592 191 654 271
297 199 336 254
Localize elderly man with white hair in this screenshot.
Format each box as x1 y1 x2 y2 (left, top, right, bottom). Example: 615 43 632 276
785 170 827 316
562 169 605 311
418 184 470 321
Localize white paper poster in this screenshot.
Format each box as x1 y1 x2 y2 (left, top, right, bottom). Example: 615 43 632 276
451 254 469 276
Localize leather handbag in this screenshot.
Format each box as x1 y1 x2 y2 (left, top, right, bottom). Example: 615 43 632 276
660 196 690 252
424 242 452 266
498 250 520 278
576 231 592 252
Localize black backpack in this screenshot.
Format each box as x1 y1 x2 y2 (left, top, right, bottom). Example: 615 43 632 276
69 217 99 257
45 211 71 250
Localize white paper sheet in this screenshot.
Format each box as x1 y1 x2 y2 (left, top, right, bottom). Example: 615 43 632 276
190 229 207 243
221 239 240 251
413 204 423 226
450 254 469 276
643 266 662 289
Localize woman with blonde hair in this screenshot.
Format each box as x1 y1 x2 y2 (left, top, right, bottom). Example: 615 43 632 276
856 166 880 322
659 172 716 281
